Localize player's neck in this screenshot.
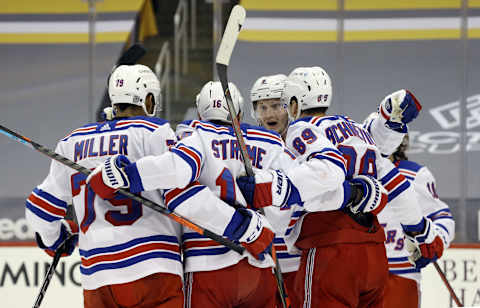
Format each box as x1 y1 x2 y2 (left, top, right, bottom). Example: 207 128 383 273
300 111 326 118
115 109 147 118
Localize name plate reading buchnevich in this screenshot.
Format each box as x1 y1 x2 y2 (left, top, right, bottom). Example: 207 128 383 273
0 246 83 308
421 247 480 308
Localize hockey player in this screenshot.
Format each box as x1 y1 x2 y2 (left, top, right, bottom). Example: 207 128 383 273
248 73 417 307
364 113 455 308
87 80 285 308
26 64 185 308
87 78 387 307
239 66 443 308
248 74 303 306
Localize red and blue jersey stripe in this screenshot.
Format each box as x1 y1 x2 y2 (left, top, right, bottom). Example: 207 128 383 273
290 115 342 128
396 160 423 181
185 120 284 147
182 232 231 257
381 168 410 202
307 147 347 176
170 143 203 183
387 256 419 275
62 117 167 141
428 208 454 236
163 182 206 212
79 234 180 276
26 188 68 222
274 237 301 260
285 210 306 236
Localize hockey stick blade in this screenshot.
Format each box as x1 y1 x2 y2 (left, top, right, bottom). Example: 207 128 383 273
215 5 246 66
215 5 253 176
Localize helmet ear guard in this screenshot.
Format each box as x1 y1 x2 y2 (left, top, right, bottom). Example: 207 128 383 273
108 64 161 117
281 78 308 121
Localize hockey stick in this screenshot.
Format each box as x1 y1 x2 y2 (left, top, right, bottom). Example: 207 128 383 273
434 261 463 307
32 234 75 308
215 5 291 308
0 124 245 255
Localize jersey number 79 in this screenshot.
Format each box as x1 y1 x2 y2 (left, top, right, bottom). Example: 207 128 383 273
71 172 142 233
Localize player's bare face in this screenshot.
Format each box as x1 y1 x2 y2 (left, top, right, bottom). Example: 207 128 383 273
255 99 289 134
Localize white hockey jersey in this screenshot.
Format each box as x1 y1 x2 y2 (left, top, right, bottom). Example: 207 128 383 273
284 116 425 251
134 120 303 273
25 116 182 290
378 160 455 283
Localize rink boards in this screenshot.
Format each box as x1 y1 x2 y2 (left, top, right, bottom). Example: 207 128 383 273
0 243 478 308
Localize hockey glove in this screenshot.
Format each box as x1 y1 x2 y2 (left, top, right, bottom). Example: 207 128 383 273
87 154 143 200
404 217 445 269
379 89 422 133
229 208 275 261
236 169 301 209
36 220 79 258
347 175 388 215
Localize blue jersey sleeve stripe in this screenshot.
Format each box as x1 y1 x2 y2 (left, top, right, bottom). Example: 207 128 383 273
26 200 61 222
62 124 157 141
388 256 409 262
427 208 452 218
177 143 203 160
381 168 399 185
245 136 282 146
318 147 343 156
166 185 206 212
432 216 454 222
223 210 245 239
389 268 421 274
184 247 231 257
435 222 450 235
402 218 426 234
277 253 301 259
309 153 347 176
182 232 206 241
33 188 68 209
170 148 198 183
387 181 410 201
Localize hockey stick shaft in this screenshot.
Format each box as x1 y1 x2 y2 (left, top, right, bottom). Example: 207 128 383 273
433 261 463 307
0 124 244 255
215 6 290 308
32 235 74 308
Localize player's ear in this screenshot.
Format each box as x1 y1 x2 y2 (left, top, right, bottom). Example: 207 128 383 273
289 99 298 118
145 94 155 115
